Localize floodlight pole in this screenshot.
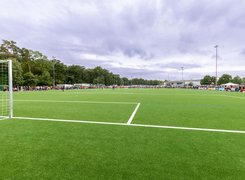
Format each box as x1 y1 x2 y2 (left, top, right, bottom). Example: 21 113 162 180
214 45 218 87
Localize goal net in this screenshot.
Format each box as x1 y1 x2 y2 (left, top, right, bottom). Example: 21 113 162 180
0 60 13 119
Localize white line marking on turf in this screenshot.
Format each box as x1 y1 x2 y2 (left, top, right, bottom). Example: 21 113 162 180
130 124 245 134
216 94 245 100
64 92 245 99
65 92 208 96
12 116 245 134
13 116 127 126
14 99 138 105
127 103 141 125
0 117 9 121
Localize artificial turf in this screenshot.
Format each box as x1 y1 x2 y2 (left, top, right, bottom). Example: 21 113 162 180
14 101 136 123
13 88 245 130
0 88 245 179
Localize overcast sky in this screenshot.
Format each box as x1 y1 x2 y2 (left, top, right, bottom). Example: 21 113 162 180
1 0 245 80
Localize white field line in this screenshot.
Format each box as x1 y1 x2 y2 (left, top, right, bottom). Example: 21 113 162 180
216 94 245 100
64 91 245 98
65 92 210 96
14 99 138 105
127 103 141 125
0 117 9 121
130 124 245 134
13 116 127 126
12 116 245 134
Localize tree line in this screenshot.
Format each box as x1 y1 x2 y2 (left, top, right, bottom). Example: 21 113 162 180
0 40 162 87
200 74 245 85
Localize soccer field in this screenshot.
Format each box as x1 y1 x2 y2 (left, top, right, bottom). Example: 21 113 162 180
1 88 245 179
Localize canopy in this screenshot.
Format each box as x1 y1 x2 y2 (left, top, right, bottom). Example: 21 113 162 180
221 82 239 86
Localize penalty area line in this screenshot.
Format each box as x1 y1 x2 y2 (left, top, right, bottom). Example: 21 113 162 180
12 116 127 126
127 103 141 125
11 116 245 134
14 99 138 105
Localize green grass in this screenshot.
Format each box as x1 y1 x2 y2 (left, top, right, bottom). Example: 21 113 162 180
14 101 135 123
133 91 245 130
14 89 245 130
1 88 245 179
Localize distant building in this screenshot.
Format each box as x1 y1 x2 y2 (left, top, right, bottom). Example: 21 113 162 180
166 79 201 88
57 84 73 88
74 83 91 87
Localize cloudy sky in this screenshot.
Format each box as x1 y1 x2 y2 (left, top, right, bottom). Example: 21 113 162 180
1 0 245 80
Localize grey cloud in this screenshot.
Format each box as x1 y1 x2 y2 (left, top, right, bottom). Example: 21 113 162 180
0 0 245 79
155 62 201 70
109 66 205 81
240 49 245 56
177 34 196 53
68 59 113 68
108 67 166 80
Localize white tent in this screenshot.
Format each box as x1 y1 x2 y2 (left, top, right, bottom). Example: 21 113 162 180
221 82 239 86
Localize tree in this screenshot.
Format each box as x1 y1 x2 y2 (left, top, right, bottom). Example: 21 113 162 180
52 60 67 84
37 70 52 86
83 69 93 83
200 75 216 85
12 59 23 86
122 77 130 85
112 74 121 85
93 76 105 85
232 76 242 84
20 48 32 72
29 50 48 61
0 39 168 87
23 72 38 86
217 74 232 85
32 59 51 76
89 66 120 86
0 40 20 60
66 65 85 84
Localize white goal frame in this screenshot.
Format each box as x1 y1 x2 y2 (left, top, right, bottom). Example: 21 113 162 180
0 60 13 118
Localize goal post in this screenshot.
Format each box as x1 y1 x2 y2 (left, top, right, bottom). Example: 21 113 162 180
0 60 13 119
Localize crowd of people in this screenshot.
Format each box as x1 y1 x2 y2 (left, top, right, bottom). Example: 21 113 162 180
10 84 245 93
198 85 245 92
